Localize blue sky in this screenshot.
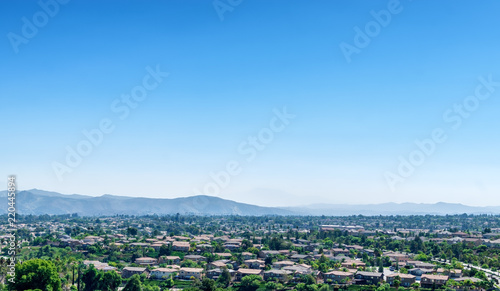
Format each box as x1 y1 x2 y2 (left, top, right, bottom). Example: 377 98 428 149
1 0 500 206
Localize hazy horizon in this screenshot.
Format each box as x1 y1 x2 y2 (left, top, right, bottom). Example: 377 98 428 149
2 188 500 209
2 1 500 207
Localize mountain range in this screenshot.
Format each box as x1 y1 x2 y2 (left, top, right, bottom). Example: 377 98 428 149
1 189 500 216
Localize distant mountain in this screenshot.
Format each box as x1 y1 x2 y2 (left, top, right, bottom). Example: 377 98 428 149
20 188 91 199
1 189 500 216
285 202 500 216
0 189 293 216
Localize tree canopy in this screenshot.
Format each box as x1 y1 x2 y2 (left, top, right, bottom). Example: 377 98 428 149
7 259 62 291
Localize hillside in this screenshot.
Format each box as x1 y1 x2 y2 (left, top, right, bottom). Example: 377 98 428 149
1 189 500 216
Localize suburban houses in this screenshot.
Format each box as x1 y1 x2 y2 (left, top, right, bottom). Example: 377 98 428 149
2 214 500 290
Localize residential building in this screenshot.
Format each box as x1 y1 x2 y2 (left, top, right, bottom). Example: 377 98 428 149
273 260 295 269
386 273 416 287
244 259 265 269
122 267 147 278
184 255 207 263
208 261 228 270
172 241 190 252
420 274 448 288
150 267 179 279
179 267 204 280
290 254 312 262
354 271 383 285
135 257 157 265
323 271 354 284
159 256 181 265
264 270 292 282
235 269 263 281
242 252 254 260
341 260 366 269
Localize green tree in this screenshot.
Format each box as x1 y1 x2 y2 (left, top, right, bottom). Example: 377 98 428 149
142 285 160 291
303 274 317 285
101 271 122 291
265 281 284 290
181 260 197 268
239 274 262 291
296 283 319 291
82 265 102 291
123 274 142 291
323 238 334 249
7 259 62 291
159 244 172 256
474 270 487 280
127 227 138 236
376 283 390 291
200 278 216 291
216 268 231 288
162 278 174 288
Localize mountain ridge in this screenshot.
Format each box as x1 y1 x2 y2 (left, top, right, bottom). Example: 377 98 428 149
0 189 293 216
1 189 499 216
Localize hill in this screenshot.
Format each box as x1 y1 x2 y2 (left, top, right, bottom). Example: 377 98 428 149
1 189 500 216
0 189 293 216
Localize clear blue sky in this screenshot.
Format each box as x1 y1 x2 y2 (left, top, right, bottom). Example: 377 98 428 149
1 0 500 206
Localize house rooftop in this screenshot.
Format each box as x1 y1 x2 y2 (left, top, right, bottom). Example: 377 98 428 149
238 269 262 275
422 274 449 280
180 267 203 272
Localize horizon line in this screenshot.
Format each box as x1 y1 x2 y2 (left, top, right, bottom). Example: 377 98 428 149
1 188 498 208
